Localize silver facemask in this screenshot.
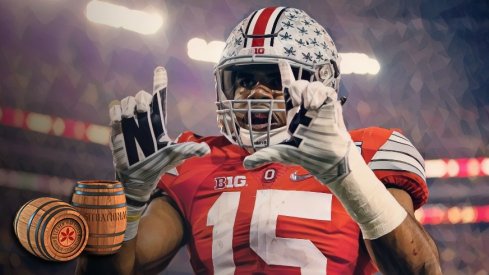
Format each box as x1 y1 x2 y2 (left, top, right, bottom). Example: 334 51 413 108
214 59 323 151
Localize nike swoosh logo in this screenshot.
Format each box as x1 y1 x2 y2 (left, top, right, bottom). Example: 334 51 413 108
290 171 313 182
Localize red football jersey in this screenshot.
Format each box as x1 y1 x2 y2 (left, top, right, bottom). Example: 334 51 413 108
158 127 428 274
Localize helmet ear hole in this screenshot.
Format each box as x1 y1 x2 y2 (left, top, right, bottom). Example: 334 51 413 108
318 64 334 81
318 61 340 90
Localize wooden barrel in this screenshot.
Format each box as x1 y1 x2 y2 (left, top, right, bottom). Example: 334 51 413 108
71 180 127 255
13 197 89 261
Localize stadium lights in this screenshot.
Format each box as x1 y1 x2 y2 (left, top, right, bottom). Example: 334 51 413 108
186 38 380 75
3 106 489 179
1 167 488 226
415 204 489 225
86 1 163 35
0 107 110 145
338 53 380 75
26 113 52 134
425 158 489 178
187 38 226 63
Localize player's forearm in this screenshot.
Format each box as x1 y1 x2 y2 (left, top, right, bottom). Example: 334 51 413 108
134 198 185 271
75 238 137 275
321 143 441 273
365 214 441 274
323 144 409 240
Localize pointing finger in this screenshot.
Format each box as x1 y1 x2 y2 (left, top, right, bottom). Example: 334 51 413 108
153 66 168 126
153 66 167 94
289 80 308 108
279 59 295 89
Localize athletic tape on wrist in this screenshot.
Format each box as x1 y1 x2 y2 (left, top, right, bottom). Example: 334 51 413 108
321 143 407 240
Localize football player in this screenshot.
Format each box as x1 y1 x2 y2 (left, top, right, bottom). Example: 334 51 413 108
77 7 441 275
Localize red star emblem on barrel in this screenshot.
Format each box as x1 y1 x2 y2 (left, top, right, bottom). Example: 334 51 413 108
58 226 76 247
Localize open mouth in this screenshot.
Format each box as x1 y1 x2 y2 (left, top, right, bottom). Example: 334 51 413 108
240 112 283 131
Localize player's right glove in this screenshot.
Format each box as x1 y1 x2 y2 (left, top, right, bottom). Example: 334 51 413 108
109 67 210 240
244 60 407 240
243 60 351 183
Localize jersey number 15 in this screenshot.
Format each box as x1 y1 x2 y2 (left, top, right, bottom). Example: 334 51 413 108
207 190 333 274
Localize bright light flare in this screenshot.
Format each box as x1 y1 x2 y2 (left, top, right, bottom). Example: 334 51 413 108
52 118 65 136
26 113 52 134
86 124 110 145
339 53 380 75
187 38 226 63
425 159 448 178
86 1 163 35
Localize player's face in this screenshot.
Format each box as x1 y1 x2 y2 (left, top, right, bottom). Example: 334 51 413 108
231 64 287 132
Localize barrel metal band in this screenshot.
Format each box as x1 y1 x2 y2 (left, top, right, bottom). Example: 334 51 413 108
14 198 36 236
26 199 63 259
71 202 127 209
73 190 125 196
76 184 123 189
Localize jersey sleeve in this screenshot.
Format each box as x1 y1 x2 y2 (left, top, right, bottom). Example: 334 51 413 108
350 127 429 209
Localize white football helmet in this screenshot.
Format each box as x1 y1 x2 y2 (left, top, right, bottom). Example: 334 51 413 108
214 7 340 150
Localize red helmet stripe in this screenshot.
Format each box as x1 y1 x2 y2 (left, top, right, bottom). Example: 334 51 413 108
251 7 278 47
270 8 287 46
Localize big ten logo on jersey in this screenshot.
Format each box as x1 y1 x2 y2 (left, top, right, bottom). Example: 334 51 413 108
214 176 247 190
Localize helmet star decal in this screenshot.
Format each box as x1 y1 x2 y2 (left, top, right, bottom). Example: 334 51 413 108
297 26 308 35
279 32 293 41
284 46 296 56
282 21 294 29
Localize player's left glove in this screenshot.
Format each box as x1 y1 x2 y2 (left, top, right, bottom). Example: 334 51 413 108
243 60 352 184
110 67 210 241
110 67 210 204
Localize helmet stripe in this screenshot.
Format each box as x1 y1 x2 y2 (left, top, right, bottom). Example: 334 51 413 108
250 7 278 47
245 9 263 47
264 7 286 47
270 7 287 46
243 10 258 48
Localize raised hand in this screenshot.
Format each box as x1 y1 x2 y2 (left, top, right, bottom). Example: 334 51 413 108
243 60 353 184
109 67 210 203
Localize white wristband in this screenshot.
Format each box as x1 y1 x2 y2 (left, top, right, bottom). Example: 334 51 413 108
323 142 407 240
124 204 147 241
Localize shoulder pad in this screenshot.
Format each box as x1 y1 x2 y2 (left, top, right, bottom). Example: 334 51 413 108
350 127 428 208
368 130 426 182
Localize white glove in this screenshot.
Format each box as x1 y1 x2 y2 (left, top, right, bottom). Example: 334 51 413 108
243 61 408 240
243 60 352 184
110 67 210 204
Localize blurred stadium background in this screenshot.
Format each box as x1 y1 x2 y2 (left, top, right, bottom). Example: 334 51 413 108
0 0 488 274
